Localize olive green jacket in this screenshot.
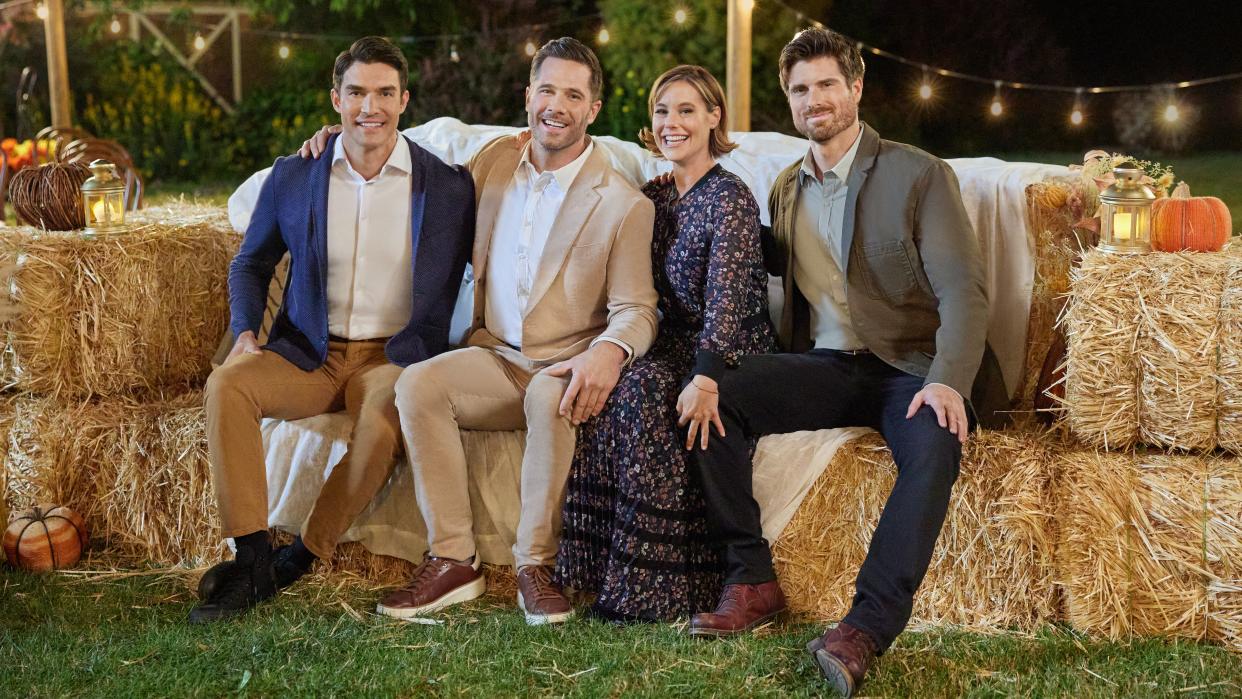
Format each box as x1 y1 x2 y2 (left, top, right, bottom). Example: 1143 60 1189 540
765 123 1008 424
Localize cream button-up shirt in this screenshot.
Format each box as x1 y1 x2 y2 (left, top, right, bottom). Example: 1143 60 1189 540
326 136 413 340
485 141 594 350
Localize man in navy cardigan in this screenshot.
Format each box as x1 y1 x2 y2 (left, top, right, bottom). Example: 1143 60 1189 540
190 37 474 623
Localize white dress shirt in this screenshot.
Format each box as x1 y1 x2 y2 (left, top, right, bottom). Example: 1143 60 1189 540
326 136 413 340
485 141 594 349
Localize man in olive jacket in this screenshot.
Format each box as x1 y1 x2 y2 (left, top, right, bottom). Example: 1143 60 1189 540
689 27 1004 698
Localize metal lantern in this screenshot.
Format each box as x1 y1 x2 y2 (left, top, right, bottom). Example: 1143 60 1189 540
81 159 126 235
1098 163 1155 254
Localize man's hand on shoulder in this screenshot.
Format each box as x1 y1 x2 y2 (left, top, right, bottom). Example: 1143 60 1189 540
906 383 968 444
297 124 343 159
225 330 263 364
544 342 626 425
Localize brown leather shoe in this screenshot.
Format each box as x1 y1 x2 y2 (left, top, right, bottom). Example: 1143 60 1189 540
806 622 879 697
375 556 485 619
516 565 574 625
688 581 787 637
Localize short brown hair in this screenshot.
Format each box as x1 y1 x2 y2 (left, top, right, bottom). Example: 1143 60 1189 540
333 36 408 91
530 37 604 99
778 27 865 93
639 65 738 159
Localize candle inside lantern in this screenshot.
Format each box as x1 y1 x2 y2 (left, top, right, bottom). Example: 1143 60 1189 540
1113 211 1133 240
90 198 121 225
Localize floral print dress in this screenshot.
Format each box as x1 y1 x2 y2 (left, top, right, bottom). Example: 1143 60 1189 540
556 164 777 621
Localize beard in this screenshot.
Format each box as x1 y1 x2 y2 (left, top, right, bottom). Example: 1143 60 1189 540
529 111 587 153
797 100 858 144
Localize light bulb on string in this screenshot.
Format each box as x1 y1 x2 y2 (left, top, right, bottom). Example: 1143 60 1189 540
1164 102 1180 122
524 40 537 57
917 66 933 101
110 16 122 34
35 3 47 20
193 33 206 51
673 7 689 25
1069 88 1085 126
450 44 460 63
988 81 1004 118
278 43 291 60
597 27 611 45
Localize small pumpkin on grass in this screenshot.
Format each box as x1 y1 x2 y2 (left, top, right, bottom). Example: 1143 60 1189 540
2 504 89 571
1151 182 1233 252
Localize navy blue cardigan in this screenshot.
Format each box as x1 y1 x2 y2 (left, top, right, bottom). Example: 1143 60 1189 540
228 134 475 370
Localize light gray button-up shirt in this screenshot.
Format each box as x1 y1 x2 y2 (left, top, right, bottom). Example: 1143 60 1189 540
791 125 866 351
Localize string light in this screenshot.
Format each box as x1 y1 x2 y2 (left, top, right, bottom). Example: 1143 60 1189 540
989 82 1003 118
524 39 537 57
110 16 121 34
673 7 689 25
1069 88 1085 126
35 3 47 20
597 27 610 45
193 33 206 51
450 44 460 63
278 43 290 60
1164 102 1180 122
739 0 755 12
917 66 933 101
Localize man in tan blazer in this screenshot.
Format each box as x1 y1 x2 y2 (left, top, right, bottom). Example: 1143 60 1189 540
370 38 658 625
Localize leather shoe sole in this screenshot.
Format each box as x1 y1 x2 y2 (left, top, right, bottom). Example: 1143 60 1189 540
687 608 784 638
806 638 857 697
517 590 575 626
375 575 485 619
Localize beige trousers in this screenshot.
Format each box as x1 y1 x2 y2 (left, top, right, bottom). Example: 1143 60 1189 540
395 344 574 568
204 340 403 559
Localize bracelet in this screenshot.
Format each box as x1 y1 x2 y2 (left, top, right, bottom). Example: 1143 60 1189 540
692 377 718 394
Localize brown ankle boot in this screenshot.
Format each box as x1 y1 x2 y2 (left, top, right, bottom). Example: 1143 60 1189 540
688 580 787 637
806 622 879 697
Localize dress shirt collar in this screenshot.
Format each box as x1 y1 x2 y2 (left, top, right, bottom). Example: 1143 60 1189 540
798 123 863 187
332 134 411 181
516 138 594 193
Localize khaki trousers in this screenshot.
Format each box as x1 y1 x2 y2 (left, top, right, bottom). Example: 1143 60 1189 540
395 345 574 567
205 340 403 559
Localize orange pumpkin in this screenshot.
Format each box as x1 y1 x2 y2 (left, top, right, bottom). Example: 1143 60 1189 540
2 504 89 572
1151 182 1233 252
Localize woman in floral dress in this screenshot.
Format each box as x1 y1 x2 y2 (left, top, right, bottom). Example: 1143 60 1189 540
556 65 776 622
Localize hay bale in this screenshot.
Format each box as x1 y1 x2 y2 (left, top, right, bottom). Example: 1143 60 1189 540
1062 251 1146 449
1217 259 1242 452
3 390 223 564
1136 254 1231 450
0 203 238 401
772 428 1061 631
1057 448 1242 650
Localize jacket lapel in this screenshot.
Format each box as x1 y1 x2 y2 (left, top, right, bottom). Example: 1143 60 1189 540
524 145 605 314
472 141 521 281
308 134 335 284
839 123 879 272
405 137 429 321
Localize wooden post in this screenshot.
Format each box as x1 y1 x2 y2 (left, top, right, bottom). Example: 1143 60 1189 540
43 0 72 127
726 0 753 132
231 11 242 103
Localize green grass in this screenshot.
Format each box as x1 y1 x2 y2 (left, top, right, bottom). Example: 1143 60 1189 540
2 563 1240 698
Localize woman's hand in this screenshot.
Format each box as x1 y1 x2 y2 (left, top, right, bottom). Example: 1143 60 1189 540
677 375 725 450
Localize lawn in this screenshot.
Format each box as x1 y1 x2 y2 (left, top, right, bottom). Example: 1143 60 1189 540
2 558 1240 698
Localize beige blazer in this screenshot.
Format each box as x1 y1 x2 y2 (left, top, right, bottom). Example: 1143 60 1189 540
464 135 658 363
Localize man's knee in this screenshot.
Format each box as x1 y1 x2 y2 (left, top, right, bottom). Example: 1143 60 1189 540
394 362 449 417
898 407 962 481
524 371 569 421
204 362 248 409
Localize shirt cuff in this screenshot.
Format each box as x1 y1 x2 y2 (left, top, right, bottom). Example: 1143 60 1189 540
590 336 633 360
693 349 728 382
923 382 962 398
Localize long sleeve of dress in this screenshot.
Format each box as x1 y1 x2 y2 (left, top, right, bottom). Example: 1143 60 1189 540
693 181 765 381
